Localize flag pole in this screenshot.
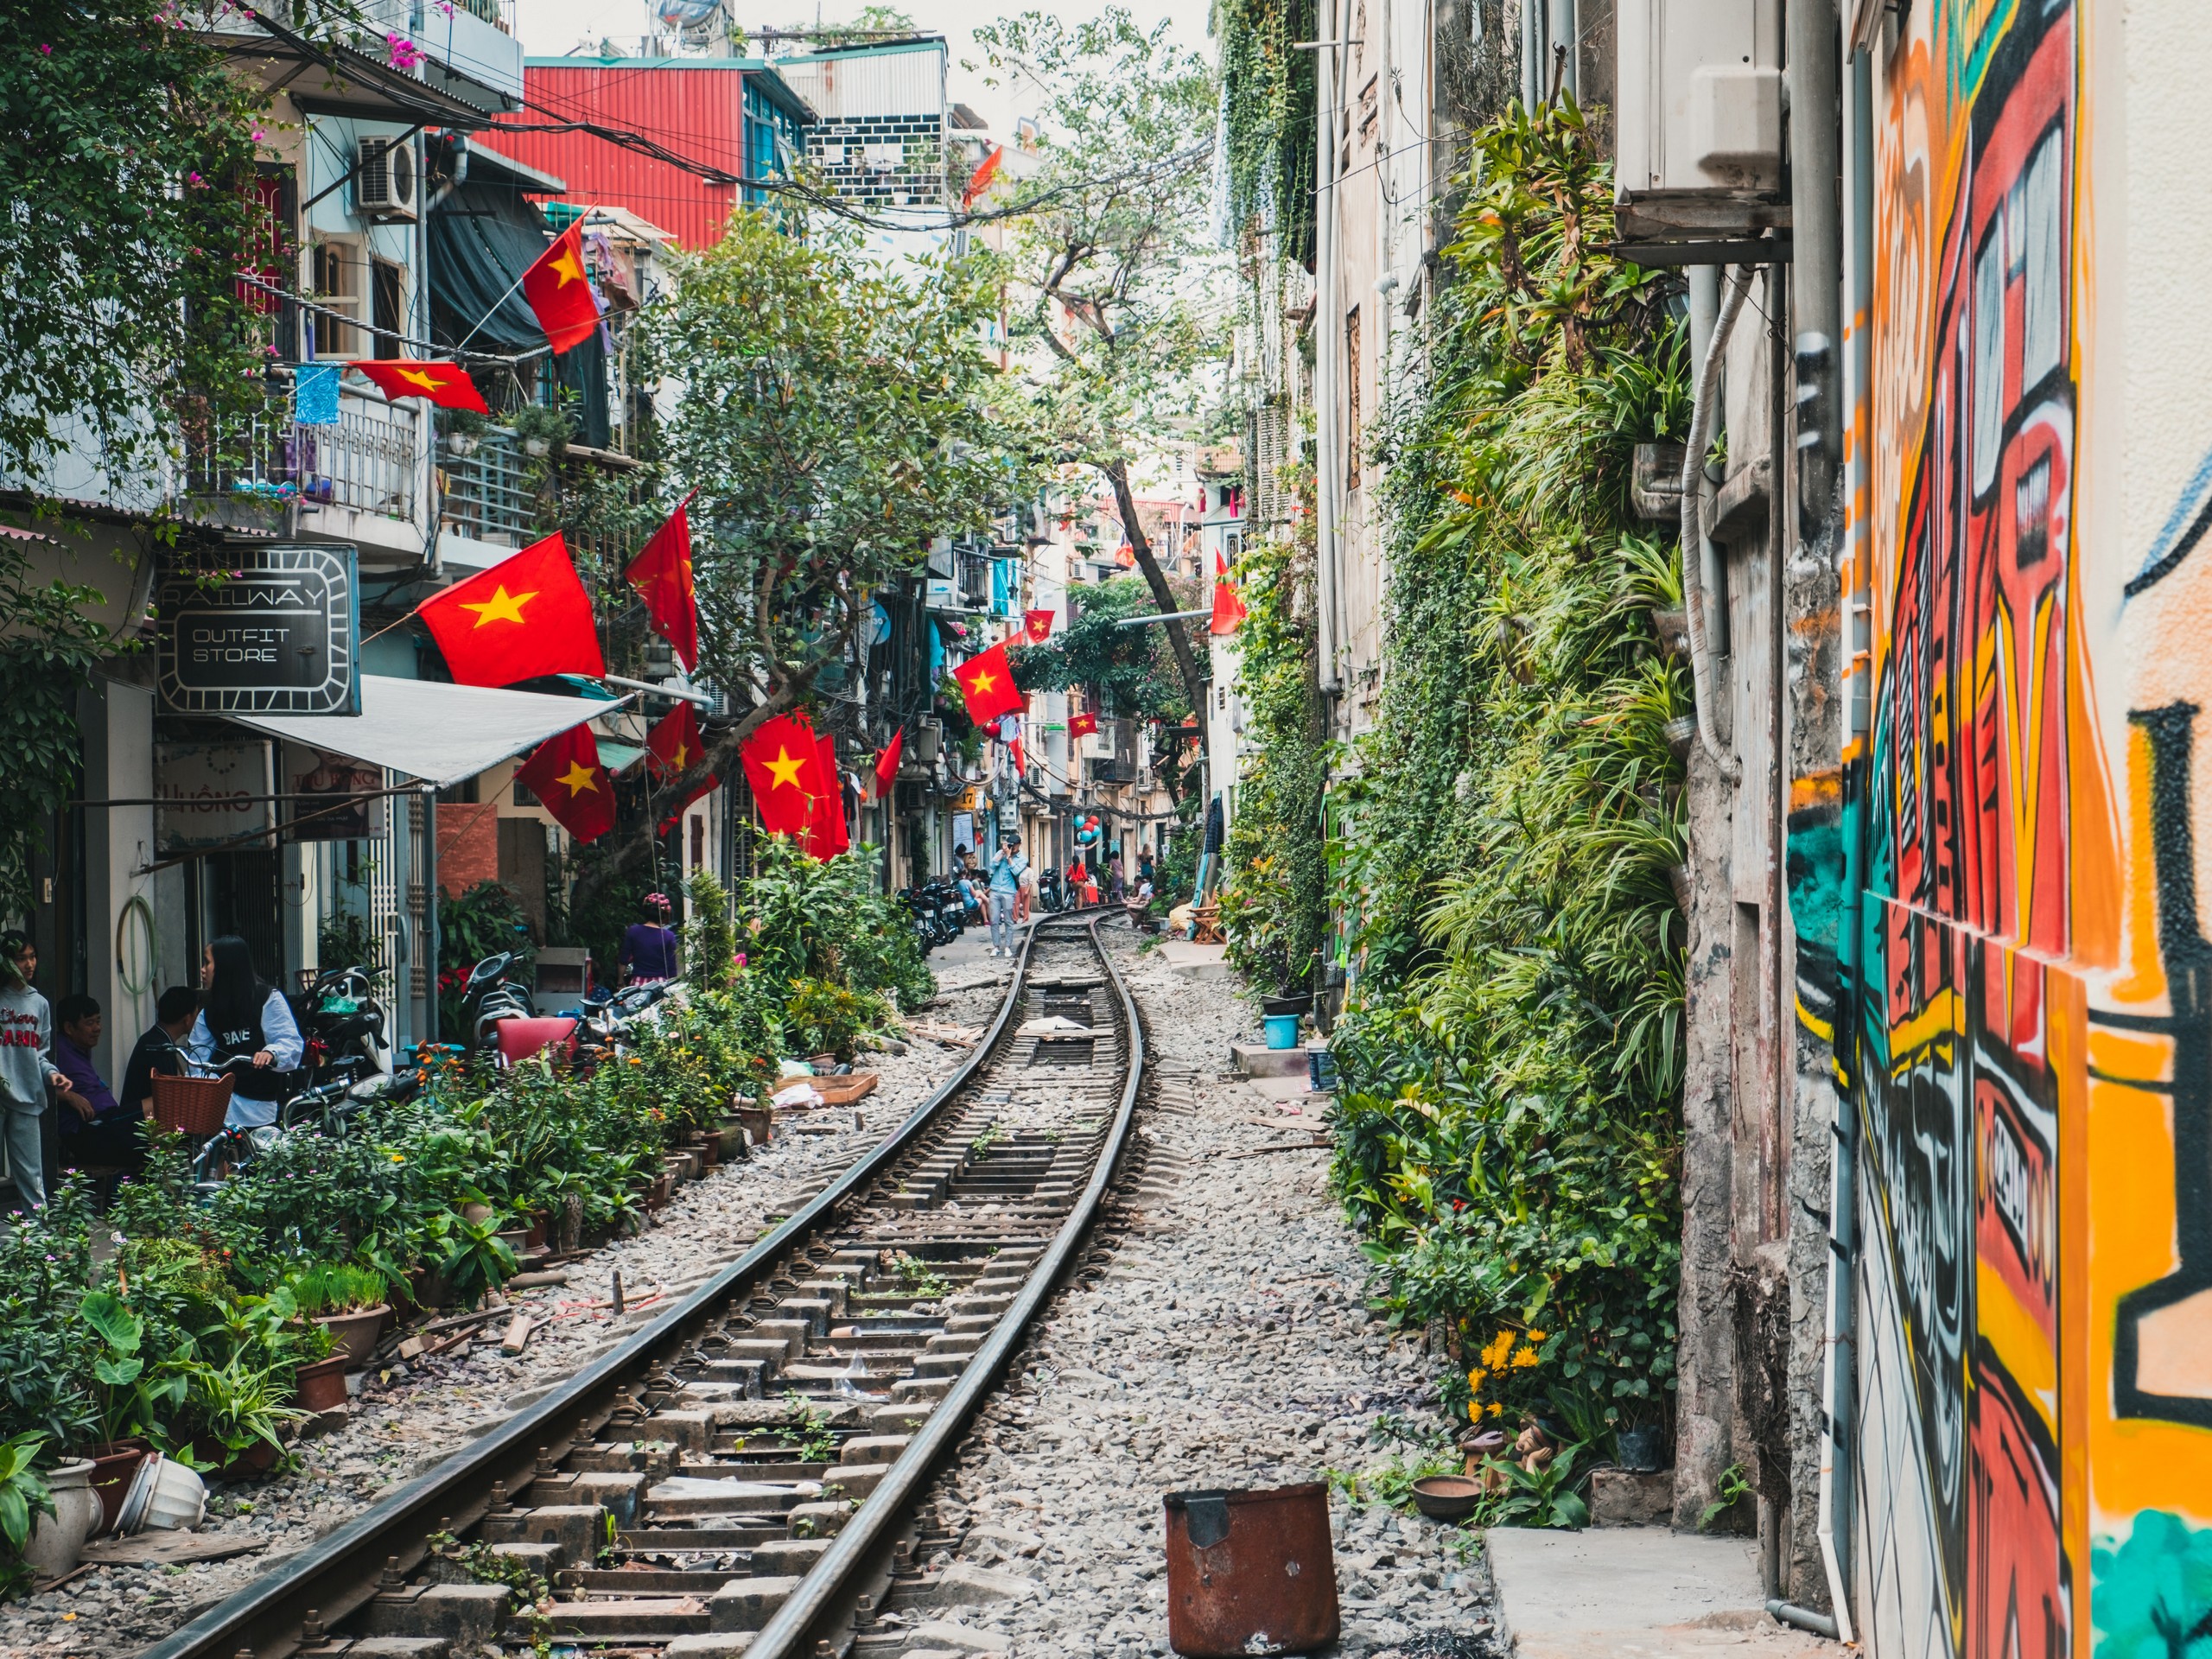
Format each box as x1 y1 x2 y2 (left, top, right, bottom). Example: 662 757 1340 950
453 204 600 355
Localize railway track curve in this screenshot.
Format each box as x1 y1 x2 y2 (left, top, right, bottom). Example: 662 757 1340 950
141 912 1142 1659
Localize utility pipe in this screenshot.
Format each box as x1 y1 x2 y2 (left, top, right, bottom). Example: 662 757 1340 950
1313 0 1344 694
1679 265 1751 785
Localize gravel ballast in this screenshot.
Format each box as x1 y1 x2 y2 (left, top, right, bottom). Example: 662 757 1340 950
884 925 1497 1659
0 963 1012 1658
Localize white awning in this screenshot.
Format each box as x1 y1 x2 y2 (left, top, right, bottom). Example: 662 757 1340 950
226 675 629 789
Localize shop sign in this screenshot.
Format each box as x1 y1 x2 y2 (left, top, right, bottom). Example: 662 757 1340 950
283 744 385 842
157 544 359 715
156 741 272 849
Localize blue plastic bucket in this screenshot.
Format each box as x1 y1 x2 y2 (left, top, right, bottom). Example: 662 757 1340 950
1263 1013 1300 1050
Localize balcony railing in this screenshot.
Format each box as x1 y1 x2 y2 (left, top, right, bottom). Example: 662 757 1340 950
186 387 420 523
438 427 535 546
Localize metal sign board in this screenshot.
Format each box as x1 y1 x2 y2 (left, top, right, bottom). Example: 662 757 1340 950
283 744 386 842
157 544 359 715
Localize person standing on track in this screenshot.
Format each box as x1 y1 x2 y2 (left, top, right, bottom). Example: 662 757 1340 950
987 833 1027 956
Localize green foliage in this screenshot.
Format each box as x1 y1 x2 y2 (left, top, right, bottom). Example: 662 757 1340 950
778 1393 841 1464
683 868 741 991
438 879 537 1033
646 212 1026 702
0 1433 52 1596
0 0 271 484
1480 1446 1590 1529
1215 0 1319 266
1700 1461 1753 1532
1219 458 1328 992
1011 574 1198 725
1319 100 1689 1423
740 841 933 1013
283 1262 388 1316
783 977 887 1062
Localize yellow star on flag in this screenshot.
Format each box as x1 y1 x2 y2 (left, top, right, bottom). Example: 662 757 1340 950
461 584 537 628
550 245 586 286
967 668 998 693
763 746 807 790
667 740 692 770
555 760 600 797
395 366 448 393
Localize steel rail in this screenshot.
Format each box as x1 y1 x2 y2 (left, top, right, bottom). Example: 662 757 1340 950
141 918 1056 1659
743 911 1145 1659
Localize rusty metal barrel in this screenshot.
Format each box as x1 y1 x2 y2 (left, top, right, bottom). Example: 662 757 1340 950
1161 1482 1341 1656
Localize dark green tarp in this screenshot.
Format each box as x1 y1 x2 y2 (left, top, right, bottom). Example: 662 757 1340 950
429 177 610 448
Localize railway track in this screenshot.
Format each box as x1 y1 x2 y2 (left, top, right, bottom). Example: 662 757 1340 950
143 914 1144 1659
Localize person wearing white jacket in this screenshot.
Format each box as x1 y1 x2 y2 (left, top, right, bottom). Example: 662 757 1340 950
187 935 304 1129
0 931 67 1211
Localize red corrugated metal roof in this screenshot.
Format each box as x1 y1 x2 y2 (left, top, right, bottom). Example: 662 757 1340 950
496 63 760 250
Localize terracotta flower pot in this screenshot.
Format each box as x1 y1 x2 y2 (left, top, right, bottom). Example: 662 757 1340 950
188 1438 278 1482
317 1303 391 1370
84 1439 151 1536
524 1215 547 1249
293 1355 350 1414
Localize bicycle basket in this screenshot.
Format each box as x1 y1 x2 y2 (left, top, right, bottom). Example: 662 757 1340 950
150 1073 235 1137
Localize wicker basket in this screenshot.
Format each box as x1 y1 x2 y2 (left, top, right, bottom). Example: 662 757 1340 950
149 1073 235 1137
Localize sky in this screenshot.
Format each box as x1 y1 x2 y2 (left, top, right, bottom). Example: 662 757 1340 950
514 0 1211 132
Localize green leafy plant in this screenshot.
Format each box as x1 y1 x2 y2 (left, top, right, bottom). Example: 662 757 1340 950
284 1262 389 1316
967 1124 1006 1162
431 1211 518 1310
889 1253 950 1299
779 1393 841 1465
1700 1461 1753 1532
0 1433 53 1596
79 1290 190 1446
186 1351 308 1465
1482 1446 1591 1530
784 976 886 1062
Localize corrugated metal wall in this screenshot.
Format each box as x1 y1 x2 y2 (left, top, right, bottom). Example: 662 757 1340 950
497 63 751 249
772 42 944 121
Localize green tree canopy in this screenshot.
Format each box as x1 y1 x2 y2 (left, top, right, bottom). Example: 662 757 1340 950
969 10 1230 716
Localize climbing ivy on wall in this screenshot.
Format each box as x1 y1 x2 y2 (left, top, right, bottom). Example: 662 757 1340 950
1217 454 1329 994
1323 99 1694 1437
1215 0 1318 268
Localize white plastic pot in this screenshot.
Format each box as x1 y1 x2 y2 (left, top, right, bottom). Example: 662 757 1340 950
117 1452 207 1535
19 1459 100 1580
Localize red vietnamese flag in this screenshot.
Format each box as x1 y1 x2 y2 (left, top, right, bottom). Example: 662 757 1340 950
515 724 615 842
353 359 489 413
1210 547 1249 635
1068 710 1098 740
953 641 1022 723
417 532 606 686
739 713 823 840
626 497 699 671
645 702 704 780
1010 734 1026 781
961 145 1004 209
522 222 601 355
873 728 904 800
804 735 849 861
1023 608 1056 643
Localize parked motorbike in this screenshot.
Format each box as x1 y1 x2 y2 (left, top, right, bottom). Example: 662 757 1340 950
461 952 536 1052
902 879 967 954
294 963 391 1088
1036 867 1067 913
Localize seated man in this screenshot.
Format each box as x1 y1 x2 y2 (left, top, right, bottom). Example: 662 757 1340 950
120 985 200 1125
52 993 143 1182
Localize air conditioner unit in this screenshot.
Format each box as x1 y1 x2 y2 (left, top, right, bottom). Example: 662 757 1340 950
1614 0 1786 243
356 137 418 220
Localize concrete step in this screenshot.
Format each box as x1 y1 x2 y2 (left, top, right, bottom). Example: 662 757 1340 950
1230 1041 1306 1078
546 1598 712 1638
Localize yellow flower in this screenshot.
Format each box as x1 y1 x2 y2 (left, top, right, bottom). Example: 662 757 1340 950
1467 1398 1483 1423
1465 1367 1487 1392
1510 1346 1541 1370
1480 1331 1516 1370
1528 1329 1547 1343
390 1153 406 1163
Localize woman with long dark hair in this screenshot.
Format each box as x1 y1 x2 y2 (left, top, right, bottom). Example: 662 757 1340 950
187 935 303 1128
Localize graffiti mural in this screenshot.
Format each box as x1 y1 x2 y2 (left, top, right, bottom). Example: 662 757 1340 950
1858 0 2212 1651
1855 0 2076 1654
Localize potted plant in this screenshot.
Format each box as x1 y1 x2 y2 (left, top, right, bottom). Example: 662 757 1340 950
1 1435 70 1589
285 1262 392 1370
433 1211 519 1309
78 1292 184 1532
442 407 489 457
510 402 569 460
185 1353 309 1480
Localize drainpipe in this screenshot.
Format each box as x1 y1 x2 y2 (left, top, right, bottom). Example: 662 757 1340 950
1313 0 1344 696
1679 266 1750 785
